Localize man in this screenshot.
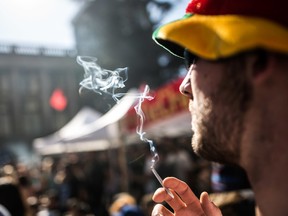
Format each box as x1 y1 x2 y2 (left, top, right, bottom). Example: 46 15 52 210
151 0 288 215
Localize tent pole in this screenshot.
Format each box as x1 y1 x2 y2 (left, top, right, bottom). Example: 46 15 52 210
118 122 129 192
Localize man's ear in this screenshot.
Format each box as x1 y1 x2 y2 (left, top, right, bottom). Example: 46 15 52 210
248 50 274 85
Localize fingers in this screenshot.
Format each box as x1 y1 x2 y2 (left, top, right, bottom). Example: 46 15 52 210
153 177 206 215
153 187 187 211
152 203 174 216
162 177 202 209
200 192 223 216
153 177 223 216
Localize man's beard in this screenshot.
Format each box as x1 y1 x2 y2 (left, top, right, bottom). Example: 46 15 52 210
191 57 253 165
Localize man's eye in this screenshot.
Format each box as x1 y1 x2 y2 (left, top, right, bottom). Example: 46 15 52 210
184 49 197 69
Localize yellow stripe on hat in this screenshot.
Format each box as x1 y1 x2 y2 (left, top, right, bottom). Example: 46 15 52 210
153 14 288 59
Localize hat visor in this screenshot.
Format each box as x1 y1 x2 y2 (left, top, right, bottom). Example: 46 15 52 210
153 14 288 59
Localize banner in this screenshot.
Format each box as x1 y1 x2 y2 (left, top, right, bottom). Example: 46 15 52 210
121 77 189 133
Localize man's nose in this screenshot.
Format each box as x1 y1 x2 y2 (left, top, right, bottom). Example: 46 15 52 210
179 72 192 98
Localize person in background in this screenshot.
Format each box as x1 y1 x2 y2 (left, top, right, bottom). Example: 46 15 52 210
0 177 26 216
108 193 144 216
151 0 288 215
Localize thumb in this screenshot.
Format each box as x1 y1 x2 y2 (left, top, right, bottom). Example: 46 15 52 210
200 192 222 216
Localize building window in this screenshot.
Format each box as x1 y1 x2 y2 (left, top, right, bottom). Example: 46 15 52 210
0 114 12 136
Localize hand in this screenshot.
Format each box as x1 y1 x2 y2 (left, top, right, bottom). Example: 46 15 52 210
152 177 222 216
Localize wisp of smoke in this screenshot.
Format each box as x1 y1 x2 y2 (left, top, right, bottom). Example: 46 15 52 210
134 85 159 168
77 56 128 102
77 56 174 198
134 85 174 197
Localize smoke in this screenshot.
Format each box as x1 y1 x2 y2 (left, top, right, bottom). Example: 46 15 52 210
134 85 159 168
77 56 173 197
77 56 128 102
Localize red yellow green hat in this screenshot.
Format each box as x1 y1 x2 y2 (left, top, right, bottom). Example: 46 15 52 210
152 0 288 60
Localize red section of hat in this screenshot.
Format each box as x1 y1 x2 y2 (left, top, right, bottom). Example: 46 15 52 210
186 0 221 14
185 0 288 27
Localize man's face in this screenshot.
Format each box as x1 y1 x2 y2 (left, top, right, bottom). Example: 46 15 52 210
180 54 252 164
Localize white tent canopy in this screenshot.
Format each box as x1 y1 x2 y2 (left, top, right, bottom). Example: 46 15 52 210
33 83 192 155
33 89 138 155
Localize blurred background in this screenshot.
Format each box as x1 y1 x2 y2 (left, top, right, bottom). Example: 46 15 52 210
0 0 189 160
0 1 219 216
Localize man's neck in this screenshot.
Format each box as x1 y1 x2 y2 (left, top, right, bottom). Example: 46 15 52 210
244 141 288 216
240 83 288 216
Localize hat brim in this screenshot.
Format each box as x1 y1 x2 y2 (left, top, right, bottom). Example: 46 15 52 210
153 14 288 59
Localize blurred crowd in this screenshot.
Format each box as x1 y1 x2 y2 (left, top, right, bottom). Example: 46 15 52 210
0 136 231 216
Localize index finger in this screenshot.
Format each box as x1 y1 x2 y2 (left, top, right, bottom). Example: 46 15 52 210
163 177 200 206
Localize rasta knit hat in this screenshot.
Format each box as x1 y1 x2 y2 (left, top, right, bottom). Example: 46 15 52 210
152 0 288 60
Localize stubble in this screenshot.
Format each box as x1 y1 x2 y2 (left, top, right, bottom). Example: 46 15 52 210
191 56 253 165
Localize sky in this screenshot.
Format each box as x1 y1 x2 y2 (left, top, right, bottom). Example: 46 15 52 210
0 0 189 50
0 0 82 49
154 0 189 25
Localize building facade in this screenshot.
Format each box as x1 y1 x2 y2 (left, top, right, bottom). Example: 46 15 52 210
0 44 85 150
